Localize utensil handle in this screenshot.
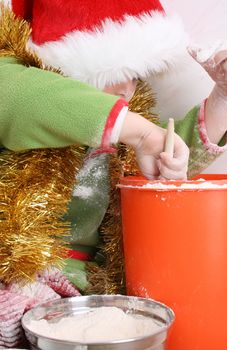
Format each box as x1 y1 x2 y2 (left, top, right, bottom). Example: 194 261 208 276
164 118 174 157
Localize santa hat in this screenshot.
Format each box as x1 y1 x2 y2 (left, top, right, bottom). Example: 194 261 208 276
6 0 188 89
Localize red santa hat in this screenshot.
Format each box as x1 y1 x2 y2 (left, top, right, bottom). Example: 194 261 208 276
6 0 188 89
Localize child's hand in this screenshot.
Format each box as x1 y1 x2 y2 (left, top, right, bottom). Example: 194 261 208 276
189 45 227 144
189 46 227 98
119 112 189 180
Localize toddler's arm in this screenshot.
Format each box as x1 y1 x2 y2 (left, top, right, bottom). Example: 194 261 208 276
0 57 189 180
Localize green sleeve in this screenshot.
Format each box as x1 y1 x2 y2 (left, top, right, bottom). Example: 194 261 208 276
0 57 120 151
64 152 110 253
63 258 89 292
161 106 226 178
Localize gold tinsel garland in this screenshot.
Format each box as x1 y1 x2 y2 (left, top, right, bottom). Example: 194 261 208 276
0 148 85 283
0 6 86 283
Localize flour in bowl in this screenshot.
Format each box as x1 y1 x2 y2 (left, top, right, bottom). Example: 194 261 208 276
28 306 162 342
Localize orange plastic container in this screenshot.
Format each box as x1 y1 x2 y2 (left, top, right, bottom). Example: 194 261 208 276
120 175 227 350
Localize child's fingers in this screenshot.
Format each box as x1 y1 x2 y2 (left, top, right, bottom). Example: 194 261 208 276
158 164 187 180
188 43 226 65
188 46 227 83
188 46 216 67
159 152 188 171
158 152 188 180
213 50 227 66
136 154 160 180
158 163 187 180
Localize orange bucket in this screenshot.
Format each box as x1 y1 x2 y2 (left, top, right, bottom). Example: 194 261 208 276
120 174 227 350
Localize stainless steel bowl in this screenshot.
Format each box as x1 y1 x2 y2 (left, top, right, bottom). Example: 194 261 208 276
22 295 174 350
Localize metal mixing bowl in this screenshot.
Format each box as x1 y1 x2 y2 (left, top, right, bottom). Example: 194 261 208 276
22 295 174 350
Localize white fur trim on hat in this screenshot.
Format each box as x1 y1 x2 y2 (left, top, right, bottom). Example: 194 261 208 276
29 11 188 89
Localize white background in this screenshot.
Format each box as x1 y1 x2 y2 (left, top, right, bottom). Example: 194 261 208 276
159 0 227 173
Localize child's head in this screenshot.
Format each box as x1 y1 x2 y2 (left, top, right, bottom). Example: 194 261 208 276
10 0 188 91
